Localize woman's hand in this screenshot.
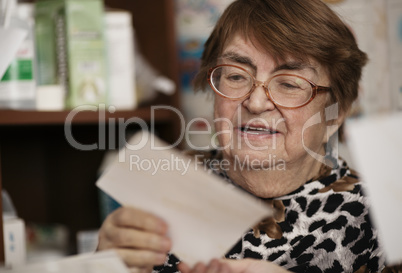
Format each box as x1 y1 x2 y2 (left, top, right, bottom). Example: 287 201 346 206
178 258 290 273
97 206 172 273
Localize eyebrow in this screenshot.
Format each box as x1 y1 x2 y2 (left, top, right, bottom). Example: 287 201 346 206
220 51 318 75
272 62 318 75
220 52 257 71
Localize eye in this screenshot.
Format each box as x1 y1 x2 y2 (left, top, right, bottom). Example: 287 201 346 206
277 80 302 92
226 73 247 82
273 76 309 93
280 82 300 89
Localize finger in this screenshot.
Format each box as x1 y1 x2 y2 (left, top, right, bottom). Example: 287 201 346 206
110 207 168 235
177 262 191 273
129 267 153 273
206 259 220 273
192 262 207 273
104 226 171 252
221 258 289 273
219 263 233 273
220 259 248 271
116 248 167 268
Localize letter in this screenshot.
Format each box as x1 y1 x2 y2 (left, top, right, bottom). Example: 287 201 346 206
108 106 116 150
234 155 249 171
302 103 339 167
130 155 141 171
220 159 230 171
212 117 234 150
243 118 269 151
302 111 325 164
181 158 192 175
161 159 171 172
209 159 220 172
235 107 244 150
277 159 286 171
140 159 152 171
151 158 162 176
271 117 285 150
99 104 106 150
64 105 98 151
151 106 186 150
118 119 148 162
194 154 204 171
325 103 340 162
250 158 261 170
173 154 180 170
185 117 212 150
260 154 272 170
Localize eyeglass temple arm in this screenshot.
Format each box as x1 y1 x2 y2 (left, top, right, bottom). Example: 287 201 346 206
316 86 332 93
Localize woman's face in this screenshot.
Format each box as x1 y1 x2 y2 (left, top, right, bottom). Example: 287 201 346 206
214 34 339 196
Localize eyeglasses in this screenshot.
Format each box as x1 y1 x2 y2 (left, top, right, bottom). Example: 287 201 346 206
208 64 332 109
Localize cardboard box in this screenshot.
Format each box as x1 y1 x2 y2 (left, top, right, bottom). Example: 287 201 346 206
3 218 26 268
35 0 108 108
105 11 136 110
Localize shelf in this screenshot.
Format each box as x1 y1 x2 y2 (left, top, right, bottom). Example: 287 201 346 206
0 0 181 262
0 106 177 126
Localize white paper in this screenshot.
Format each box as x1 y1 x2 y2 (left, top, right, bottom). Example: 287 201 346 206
346 113 402 265
0 27 27 79
0 250 129 273
96 131 272 267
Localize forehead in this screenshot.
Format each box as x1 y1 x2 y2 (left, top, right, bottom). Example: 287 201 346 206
221 34 276 63
220 34 329 79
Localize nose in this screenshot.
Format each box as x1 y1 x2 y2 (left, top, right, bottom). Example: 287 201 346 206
242 81 276 114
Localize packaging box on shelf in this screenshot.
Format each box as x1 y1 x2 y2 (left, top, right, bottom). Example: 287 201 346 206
105 10 136 110
0 3 36 110
35 0 108 109
3 217 26 268
2 190 26 268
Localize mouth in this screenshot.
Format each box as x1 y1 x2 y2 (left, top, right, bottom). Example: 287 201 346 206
238 125 279 135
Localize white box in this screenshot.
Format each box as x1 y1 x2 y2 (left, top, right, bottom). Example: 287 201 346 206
105 11 137 110
3 218 26 268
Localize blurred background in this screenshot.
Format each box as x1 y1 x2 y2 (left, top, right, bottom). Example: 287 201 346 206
0 0 400 269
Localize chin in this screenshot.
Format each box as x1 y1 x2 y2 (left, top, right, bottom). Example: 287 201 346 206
227 147 285 169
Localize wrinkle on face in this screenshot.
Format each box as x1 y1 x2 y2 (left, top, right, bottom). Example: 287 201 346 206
213 34 336 198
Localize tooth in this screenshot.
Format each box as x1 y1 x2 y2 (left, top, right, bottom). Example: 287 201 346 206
242 126 278 134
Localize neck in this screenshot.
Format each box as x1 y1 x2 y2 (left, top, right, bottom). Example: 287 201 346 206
225 154 324 198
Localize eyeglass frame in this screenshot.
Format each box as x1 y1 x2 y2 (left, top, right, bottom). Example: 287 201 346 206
207 64 332 109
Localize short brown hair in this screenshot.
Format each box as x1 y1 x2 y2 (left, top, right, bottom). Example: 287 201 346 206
193 0 368 114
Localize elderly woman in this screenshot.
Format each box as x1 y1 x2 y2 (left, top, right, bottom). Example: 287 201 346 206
97 0 389 272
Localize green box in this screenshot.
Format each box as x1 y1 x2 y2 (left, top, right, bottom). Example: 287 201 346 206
35 0 108 108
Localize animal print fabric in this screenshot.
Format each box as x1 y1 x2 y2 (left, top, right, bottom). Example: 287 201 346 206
153 152 387 273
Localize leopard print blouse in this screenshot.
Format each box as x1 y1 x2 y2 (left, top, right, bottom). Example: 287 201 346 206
153 151 394 273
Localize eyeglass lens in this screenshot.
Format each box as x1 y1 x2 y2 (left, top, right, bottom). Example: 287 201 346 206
210 65 313 107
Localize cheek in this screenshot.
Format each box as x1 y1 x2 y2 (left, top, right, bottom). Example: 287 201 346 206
283 109 327 149
214 97 239 146
214 97 239 124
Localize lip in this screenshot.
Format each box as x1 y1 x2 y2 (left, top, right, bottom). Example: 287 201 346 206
235 123 282 138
